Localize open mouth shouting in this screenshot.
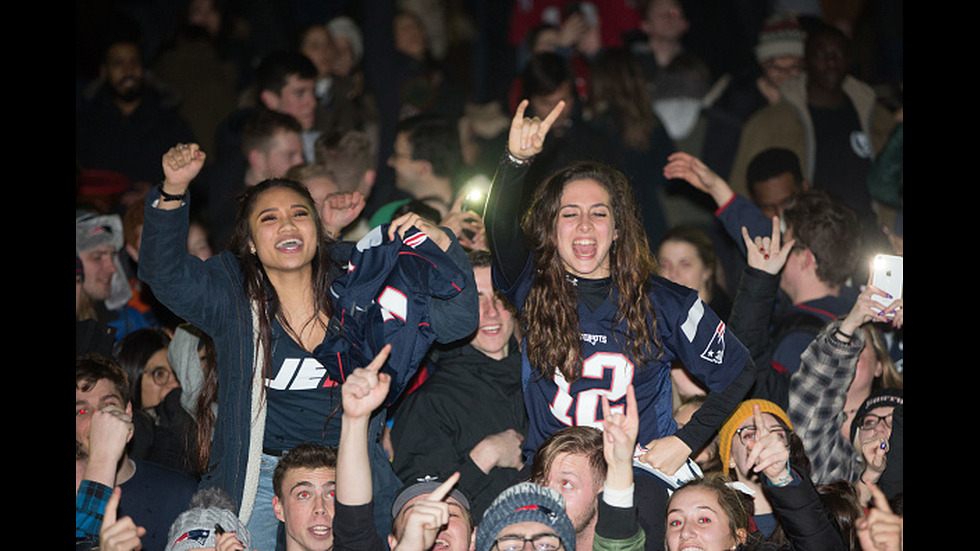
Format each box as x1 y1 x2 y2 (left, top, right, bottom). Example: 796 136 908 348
276 237 305 252
572 238 598 260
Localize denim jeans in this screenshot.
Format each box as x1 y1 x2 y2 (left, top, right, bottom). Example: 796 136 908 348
246 453 282 551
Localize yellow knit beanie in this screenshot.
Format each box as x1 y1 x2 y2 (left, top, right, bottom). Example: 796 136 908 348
718 399 794 476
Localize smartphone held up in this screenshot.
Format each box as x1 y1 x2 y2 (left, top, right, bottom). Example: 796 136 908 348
870 254 903 317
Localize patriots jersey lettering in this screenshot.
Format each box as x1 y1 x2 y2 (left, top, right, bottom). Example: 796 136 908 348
580 332 608 345
266 357 339 391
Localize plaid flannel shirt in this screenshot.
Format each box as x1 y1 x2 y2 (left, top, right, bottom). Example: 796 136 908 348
788 320 864 484
76 479 112 542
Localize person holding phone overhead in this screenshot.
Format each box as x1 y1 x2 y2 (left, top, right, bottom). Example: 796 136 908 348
483 99 757 547
788 276 903 489
138 143 477 550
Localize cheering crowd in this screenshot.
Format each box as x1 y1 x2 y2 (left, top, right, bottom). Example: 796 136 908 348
77 1 903 550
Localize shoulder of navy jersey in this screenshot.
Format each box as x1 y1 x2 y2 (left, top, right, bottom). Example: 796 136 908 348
648 274 749 390
314 223 468 405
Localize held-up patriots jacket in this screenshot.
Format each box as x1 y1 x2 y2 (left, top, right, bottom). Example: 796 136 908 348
315 223 475 406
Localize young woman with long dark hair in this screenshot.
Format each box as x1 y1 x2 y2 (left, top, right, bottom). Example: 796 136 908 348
484 100 757 546
139 143 477 549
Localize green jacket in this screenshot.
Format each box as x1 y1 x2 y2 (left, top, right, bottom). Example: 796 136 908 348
592 495 645 551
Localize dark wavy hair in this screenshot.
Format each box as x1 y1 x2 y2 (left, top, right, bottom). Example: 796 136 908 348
227 178 339 398
520 162 661 382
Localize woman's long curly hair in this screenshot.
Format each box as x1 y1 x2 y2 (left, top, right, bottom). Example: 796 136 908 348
227 178 339 394
520 162 661 382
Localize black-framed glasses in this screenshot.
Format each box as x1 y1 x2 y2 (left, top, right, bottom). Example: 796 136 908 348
734 425 788 446
143 365 173 386
493 534 562 551
858 413 893 432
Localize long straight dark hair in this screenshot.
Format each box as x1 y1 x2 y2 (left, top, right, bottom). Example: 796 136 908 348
520 162 662 382
227 178 338 389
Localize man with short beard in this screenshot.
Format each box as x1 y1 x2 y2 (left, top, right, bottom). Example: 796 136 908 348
76 31 195 187
530 427 605 551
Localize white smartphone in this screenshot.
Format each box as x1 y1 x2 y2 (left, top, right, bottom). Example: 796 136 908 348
870 254 903 312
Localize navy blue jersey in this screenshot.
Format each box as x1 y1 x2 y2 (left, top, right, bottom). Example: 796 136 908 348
497 256 750 456
265 317 343 450
315 223 469 407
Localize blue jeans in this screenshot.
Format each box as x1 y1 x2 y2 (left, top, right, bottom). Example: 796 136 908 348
246 453 282 551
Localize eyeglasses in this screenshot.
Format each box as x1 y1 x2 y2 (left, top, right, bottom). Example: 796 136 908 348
143 365 174 386
494 534 562 551
734 425 788 446
858 413 893 432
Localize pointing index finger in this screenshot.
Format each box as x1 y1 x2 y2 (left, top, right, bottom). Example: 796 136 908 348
752 404 770 440
104 486 122 526
430 471 461 502
366 344 392 374
864 481 894 514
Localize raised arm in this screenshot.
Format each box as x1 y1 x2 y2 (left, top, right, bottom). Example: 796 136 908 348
484 99 565 289
593 387 646 551
139 144 234 336
601 385 638 493
321 191 366 240
662 152 735 208
744 404 793 486
439 191 487 251
856 483 903 551
727 217 796 406
508 98 565 161
97 487 146 551
158 143 206 210
337 345 393 507
786 284 891 485
663 151 771 254
389 473 462 551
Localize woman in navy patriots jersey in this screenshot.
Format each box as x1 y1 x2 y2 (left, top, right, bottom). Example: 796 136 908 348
485 101 758 547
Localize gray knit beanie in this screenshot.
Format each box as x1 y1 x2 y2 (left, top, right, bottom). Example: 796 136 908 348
476 483 575 551
167 488 252 550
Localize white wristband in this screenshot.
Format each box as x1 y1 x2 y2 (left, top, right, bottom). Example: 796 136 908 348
602 483 634 508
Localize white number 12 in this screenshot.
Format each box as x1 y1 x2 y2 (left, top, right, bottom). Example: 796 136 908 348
549 352 635 427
